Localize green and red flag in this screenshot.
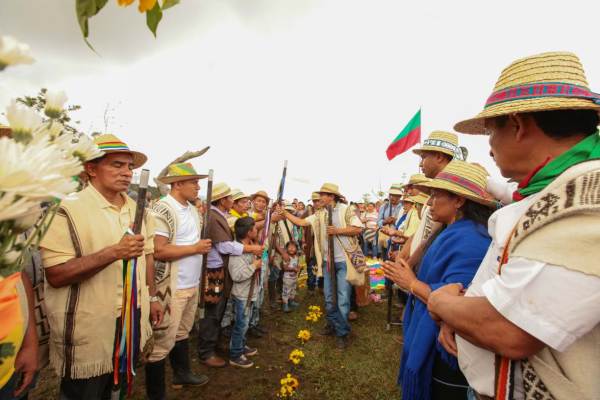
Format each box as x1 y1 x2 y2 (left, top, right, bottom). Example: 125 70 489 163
386 109 421 160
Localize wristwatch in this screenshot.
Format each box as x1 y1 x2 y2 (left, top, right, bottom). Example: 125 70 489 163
150 295 160 303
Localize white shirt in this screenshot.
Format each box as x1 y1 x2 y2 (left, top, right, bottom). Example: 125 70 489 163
457 195 600 397
156 195 203 290
306 204 362 263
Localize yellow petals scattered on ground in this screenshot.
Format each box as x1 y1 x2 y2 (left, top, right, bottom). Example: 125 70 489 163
278 373 300 398
288 349 305 365
297 329 311 344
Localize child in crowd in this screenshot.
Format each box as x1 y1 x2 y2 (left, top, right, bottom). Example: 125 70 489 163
282 241 300 313
228 217 262 368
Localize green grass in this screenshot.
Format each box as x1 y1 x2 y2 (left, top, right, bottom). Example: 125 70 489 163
31 288 402 399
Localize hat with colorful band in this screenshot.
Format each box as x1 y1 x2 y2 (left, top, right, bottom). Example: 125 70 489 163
455 52 600 134
211 182 232 202
418 160 498 208
92 133 147 168
412 131 459 158
158 162 208 184
389 183 404 196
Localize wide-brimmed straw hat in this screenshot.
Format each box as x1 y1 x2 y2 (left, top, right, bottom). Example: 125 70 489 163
251 190 270 202
318 182 344 198
92 133 147 169
418 160 498 208
157 162 208 184
211 182 232 202
455 52 600 134
405 173 430 186
389 183 404 196
311 192 320 201
230 189 250 202
404 192 430 205
412 131 459 158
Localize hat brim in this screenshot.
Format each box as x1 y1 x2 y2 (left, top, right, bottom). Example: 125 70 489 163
158 174 209 184
318 189 344 198
418 180 498 208
251 193 270 202
454 97 600 135
91 149 148 169
412 146 456 157
212 190 232 202
388 189 403 196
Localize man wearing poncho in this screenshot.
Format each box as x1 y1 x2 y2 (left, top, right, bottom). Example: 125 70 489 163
40 134 161 399
145 162 212 399
283 183 364 350
428 52 600 400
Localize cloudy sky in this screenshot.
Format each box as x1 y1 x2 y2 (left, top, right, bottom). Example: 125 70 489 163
2 0 600 201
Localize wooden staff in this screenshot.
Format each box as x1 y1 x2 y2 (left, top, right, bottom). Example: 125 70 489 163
198 169 213 319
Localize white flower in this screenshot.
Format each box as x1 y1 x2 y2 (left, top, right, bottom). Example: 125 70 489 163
5 100 43 143
0 35 34 70
0 137 81 202
13 204 42 231
0 192 39 223
44 90 68 118
71 134 104 162
30 120 64 144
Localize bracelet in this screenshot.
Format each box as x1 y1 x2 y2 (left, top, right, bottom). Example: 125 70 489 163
409 280 418 295
149 295 160 303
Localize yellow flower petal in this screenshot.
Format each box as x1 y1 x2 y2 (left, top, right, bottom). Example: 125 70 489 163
138 0 157 12
117 0 135 6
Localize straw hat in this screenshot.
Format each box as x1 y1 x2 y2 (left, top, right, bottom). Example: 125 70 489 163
284 201 296 211
251 190 270 202
318 182 343 198
406 173 430 186
404 192 430 205
455 52 600 134
157 162 208 184
211 182 232 202
92 133 147 169
230 189 250 202
389 183 404 196
311 192 321 201
418 160 498 208
412 131 459 158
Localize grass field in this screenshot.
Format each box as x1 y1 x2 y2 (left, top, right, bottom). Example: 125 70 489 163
30 288 403 399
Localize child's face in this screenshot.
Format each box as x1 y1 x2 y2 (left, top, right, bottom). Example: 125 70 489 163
287 245 298 256
247 225 258 241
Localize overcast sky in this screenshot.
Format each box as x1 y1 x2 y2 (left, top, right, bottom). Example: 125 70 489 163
2 0 600 202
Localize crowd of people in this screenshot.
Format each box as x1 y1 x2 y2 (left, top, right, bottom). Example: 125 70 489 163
1 50 599 400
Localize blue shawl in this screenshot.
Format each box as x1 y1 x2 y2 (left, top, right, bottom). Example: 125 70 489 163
398 218 491 400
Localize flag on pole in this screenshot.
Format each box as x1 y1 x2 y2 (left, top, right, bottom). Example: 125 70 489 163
385 109 421 160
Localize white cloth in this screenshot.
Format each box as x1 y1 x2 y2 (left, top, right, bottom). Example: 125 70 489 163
156 195 203 290
457 195 600 397
486 176 518 205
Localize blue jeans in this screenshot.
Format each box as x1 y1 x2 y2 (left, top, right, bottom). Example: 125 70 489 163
322 261 352 337
229 296 252 359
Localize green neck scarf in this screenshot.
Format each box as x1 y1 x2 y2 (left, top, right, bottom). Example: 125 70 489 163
517 132 600 198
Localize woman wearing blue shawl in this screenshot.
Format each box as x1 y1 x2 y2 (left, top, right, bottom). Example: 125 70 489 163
383 160 498 400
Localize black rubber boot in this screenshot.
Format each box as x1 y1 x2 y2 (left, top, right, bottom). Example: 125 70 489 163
145 359 166 400
169 339 209 389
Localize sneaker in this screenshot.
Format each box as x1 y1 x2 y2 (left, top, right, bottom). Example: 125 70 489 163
282 303 291 313
230 355 254 368
244 345 258 357
289 300 300 308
